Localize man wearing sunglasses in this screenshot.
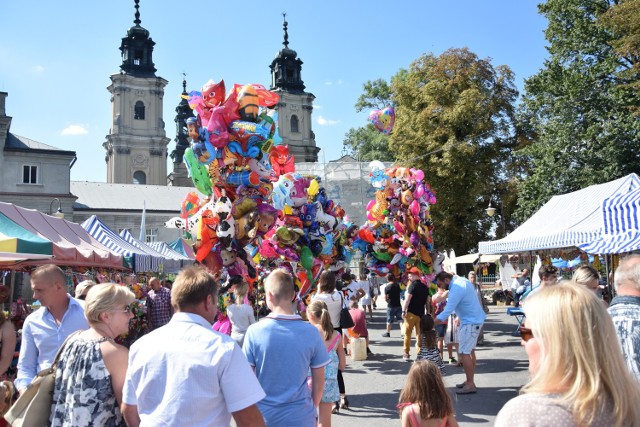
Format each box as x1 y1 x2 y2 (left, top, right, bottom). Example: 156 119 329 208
433 271 486 395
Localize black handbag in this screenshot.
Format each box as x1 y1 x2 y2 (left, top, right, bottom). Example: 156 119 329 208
339 293 354 329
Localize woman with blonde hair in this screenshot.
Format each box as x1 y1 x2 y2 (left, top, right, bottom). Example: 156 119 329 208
571 266 607 305
50 283 135 426
495 282 640 426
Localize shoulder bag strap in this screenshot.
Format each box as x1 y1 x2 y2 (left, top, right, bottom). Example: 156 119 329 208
439 416 449 427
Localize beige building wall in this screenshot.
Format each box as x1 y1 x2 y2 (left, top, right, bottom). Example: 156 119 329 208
275 91 319 163
104 74 170 185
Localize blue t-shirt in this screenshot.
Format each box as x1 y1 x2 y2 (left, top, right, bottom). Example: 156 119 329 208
436 276 486 325
243 314 330 427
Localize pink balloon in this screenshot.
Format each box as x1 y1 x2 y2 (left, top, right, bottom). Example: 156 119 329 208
410 200 420 217
368 107 395 134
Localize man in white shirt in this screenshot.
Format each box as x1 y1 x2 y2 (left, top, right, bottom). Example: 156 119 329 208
122 266 265 427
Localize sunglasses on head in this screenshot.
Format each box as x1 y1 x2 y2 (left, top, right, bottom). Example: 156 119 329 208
519 326 534 342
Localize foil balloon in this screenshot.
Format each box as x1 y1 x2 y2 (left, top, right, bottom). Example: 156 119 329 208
369 107 395 135
181 192 201 219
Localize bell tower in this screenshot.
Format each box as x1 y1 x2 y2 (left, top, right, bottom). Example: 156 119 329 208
168 76 195 187
270 14 319 163
103 0 170 185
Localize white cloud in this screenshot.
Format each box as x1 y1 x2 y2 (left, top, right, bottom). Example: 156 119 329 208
324 81 333 86
61 124 89 136
317 116 339 126
30 65 45 73
324 80 343 86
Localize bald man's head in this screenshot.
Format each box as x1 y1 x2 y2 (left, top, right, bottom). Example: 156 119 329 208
614 254 640 293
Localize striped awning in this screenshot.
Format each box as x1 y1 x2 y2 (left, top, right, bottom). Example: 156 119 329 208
119 230 182 274
148 241 194 262
602 187 640 235
479 174 640 254
579 231 640 255
82 215 163 273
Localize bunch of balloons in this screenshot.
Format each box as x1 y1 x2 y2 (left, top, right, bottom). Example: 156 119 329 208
166 79 356 297
352 160 438 281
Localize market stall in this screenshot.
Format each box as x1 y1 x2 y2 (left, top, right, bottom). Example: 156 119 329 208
81 215 164 273
168 238 196 260
118 229 183 274
0 212 53 265
148 241 194 269
0 202 124 269
479 173 640 255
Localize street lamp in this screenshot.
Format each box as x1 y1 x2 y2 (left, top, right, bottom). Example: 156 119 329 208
486 200 505 238
49 198 64 219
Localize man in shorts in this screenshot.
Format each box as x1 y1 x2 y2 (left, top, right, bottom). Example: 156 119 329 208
382 274 402 337
434 272 486 394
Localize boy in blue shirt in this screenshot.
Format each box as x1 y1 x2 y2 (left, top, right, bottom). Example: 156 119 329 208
243 269 330 426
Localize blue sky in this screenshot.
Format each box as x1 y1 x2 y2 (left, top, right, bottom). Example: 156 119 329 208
0 1 548 183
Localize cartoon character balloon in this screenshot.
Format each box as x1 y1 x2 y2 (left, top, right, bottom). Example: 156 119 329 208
369 107 396 134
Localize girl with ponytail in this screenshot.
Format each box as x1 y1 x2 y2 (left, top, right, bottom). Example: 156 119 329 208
307 300 346 426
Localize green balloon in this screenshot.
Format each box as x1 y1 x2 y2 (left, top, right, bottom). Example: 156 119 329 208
300 246 314 270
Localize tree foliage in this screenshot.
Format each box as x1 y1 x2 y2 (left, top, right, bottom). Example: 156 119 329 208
391 48 519 253
342 125 393 162
515 0 640 221
600 0 640 115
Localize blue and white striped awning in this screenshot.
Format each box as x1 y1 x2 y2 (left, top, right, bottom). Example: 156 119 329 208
148 241 194 262
82 215 164 273
602 187 640 235
119 229 182 274
579 230 640 254
479 174 640 255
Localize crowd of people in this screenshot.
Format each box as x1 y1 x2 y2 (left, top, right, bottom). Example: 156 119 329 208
0 253 637 426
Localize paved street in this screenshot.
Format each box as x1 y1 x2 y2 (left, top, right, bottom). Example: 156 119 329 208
334 295 530 426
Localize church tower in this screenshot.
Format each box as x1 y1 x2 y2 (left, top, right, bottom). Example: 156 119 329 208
270 14 319 163
103 0 170 185
168 76 195 187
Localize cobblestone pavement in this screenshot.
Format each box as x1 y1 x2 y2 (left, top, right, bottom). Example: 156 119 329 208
333 296 529 427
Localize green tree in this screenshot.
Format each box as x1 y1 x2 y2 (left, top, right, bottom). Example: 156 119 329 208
515 0 640 221
392 48 519 253
601 0 640 115
342 125 393 162
342 78 397 161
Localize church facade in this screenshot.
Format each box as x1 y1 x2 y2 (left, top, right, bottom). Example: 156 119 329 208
103 3 170 186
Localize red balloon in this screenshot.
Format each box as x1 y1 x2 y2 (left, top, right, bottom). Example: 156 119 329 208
358 228 375 244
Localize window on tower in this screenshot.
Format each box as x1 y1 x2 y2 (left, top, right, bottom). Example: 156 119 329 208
133 171 146 185
134 50 143 65
134 101 145 120
291 115 299 133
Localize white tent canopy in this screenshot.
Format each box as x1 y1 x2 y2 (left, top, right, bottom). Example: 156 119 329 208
479 173 640 255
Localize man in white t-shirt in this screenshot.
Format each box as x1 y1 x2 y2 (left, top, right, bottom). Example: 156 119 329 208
347 273 372 320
